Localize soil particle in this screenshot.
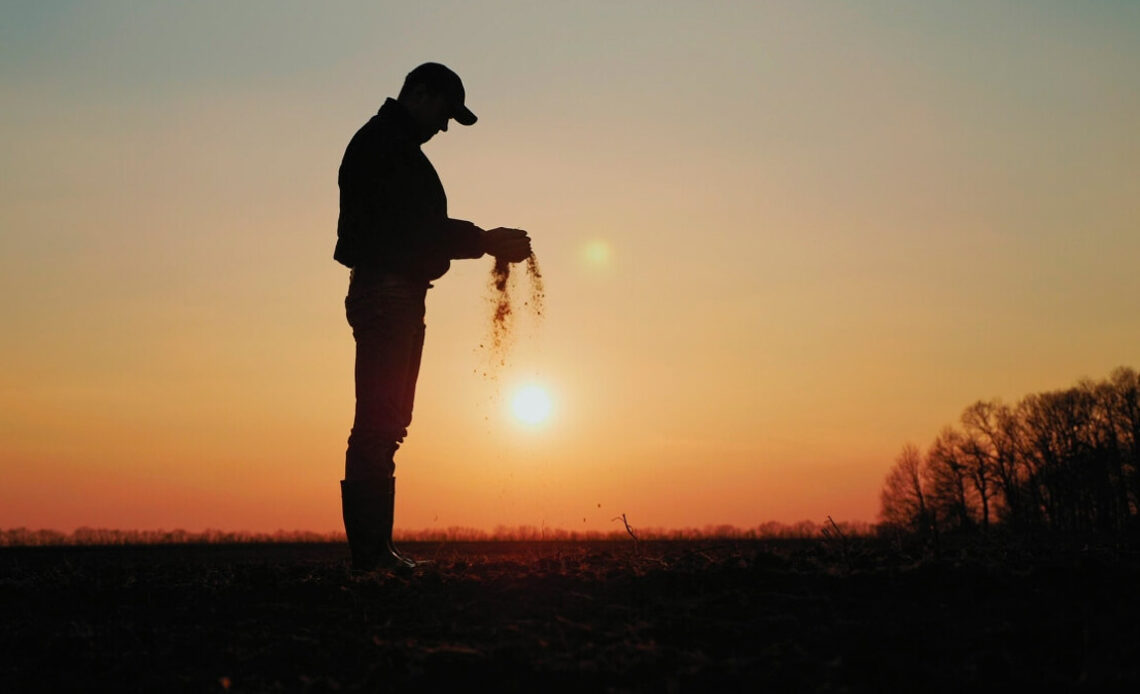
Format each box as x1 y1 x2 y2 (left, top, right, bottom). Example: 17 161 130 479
484 252 544 377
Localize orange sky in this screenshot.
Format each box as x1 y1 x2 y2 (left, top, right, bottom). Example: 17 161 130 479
2 2 1138 533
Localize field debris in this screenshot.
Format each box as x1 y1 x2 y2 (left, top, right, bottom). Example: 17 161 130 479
612 513 640 552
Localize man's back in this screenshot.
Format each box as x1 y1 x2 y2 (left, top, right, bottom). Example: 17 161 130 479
334 98 460 280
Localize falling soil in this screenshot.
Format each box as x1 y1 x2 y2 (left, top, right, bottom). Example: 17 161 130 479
489 257 513 354
483 252 544 377
524 253 544 317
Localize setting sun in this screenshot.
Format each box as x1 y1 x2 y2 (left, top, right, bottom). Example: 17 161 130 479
511 385 553 425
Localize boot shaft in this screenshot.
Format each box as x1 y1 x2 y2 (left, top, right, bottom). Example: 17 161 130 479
340 478 392 571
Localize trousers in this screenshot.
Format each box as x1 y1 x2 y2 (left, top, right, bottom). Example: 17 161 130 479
344 271 429 481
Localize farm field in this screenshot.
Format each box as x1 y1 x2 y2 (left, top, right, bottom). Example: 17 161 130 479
2 539 1138 692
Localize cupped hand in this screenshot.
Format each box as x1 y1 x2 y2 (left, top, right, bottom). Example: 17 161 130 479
483 227 532 263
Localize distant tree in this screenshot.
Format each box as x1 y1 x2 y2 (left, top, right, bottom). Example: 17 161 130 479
878 367 1140 543
792 520 820 538
1018 386 1110 533
879 443 931 533
926 427 977 531
959 400 1013 530
1015 392 1064 530
1102 368 1140 526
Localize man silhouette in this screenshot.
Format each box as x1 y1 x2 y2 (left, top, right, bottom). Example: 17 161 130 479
335 63 531 570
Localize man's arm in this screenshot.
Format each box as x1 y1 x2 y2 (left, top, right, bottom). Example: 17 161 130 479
438 221 532 263
441 218 485 260
337 131 530 267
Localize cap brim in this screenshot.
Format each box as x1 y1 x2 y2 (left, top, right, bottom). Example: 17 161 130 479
453 105 477 126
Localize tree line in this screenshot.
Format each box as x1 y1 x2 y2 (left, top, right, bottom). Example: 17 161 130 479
880 367 1140 539
0 527 343 547
1 521 878 547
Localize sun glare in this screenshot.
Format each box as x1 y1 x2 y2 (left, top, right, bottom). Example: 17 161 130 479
581 239 612 268
511 385 553 424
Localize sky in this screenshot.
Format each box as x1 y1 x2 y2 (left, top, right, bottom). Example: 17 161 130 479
2 1 1138 534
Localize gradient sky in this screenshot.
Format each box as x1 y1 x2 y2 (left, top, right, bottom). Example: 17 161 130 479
2 1 1138 534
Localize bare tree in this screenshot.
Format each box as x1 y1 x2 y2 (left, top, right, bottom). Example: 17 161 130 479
926 427 977 531
959 400 1022 530
879 443 931 533
1105 367 1140 520
1013 384 1118 533
1016 392 1066 530
878 367 1140 541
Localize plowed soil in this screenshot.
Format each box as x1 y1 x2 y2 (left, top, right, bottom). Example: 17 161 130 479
2 540 1138 692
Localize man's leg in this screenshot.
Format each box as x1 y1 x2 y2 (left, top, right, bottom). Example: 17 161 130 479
341 278 426 569
384 321 425 564
345 280 426 480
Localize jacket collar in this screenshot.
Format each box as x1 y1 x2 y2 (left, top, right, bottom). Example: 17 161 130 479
378 98 421 145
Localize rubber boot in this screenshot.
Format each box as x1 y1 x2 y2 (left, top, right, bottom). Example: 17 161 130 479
385 477 418 568
340 478 409 571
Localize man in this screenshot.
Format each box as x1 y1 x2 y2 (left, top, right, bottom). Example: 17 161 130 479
335 63 531 570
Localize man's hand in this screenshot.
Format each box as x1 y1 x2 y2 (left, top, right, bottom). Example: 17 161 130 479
482 227 532 263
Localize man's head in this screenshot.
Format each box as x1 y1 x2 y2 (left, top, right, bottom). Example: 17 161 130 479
397 63 477 143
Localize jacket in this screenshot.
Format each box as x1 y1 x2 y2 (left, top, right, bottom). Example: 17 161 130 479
334 98 484 280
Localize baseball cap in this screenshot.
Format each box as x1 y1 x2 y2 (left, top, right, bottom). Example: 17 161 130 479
403 62 477 126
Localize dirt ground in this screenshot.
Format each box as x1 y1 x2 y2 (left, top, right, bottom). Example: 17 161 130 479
2 539 1138 692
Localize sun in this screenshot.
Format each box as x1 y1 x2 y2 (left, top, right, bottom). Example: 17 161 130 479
581 239 612 268
511 385 553 424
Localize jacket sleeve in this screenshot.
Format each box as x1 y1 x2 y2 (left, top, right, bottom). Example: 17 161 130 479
442 218 485 259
